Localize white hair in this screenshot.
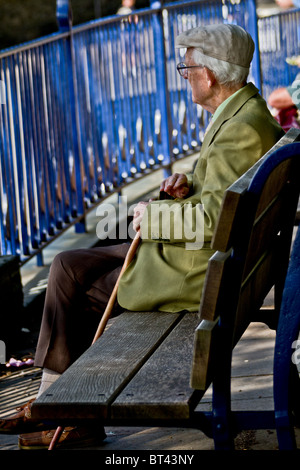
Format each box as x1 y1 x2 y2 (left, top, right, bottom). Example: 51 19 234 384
192 49 250 86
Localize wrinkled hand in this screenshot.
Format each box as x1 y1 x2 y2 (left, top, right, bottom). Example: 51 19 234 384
160 173 190 198
133 201 149 232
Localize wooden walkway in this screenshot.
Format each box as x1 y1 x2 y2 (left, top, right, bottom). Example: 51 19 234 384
0 367 41 419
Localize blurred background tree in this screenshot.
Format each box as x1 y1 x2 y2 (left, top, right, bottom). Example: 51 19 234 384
0 0 149 50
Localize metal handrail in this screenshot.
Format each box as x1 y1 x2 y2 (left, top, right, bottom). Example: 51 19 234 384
0 0 276 265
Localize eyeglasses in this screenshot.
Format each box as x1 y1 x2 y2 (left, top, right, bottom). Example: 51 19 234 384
176 62 204 77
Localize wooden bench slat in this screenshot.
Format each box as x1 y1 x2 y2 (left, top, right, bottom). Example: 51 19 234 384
234 251 276 342
243 193 286 279
197 250 231 322
32 311 183 420
111 313 202 421
254 159 292 219
190 317 219 390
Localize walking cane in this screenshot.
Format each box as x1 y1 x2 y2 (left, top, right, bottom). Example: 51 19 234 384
48 230 141 450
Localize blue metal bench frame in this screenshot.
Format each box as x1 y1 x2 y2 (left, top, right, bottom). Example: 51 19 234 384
274 224 300 450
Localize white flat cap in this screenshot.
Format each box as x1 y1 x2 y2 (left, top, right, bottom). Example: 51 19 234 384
175 24 255 68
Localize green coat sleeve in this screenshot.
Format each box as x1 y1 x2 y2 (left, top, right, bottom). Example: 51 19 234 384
195 119 264 241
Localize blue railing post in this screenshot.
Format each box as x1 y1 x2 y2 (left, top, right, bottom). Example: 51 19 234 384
56 0 72 32
56 0 86 234
247 0 262 92
150 0 173 178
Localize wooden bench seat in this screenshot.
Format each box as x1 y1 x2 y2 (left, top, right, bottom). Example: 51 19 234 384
32 128 300 450
33 311 189 421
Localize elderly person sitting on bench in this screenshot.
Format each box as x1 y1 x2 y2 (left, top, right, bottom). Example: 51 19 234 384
0 23 284 449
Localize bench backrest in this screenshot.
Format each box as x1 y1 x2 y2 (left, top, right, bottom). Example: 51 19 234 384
191 128 300 390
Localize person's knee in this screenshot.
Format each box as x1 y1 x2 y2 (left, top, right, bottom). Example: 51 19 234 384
49 250 75 279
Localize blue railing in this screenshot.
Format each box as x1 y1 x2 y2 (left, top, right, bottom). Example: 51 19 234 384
258 7 300 100
0 0 294 265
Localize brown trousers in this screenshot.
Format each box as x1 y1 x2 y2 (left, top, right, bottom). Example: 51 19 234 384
34 243 130 374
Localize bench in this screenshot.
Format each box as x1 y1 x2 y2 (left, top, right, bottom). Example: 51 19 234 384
32 128 300 450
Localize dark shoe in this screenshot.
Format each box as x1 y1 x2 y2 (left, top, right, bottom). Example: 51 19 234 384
18 425 107 450
0 399 50 435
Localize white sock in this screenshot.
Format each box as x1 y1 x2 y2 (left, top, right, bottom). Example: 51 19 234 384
36 368 61 398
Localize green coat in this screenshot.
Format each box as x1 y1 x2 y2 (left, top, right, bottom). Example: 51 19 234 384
117 83 284 312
